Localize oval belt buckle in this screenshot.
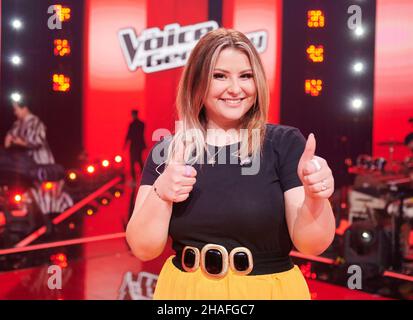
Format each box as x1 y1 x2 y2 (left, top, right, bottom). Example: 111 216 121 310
182 246 200 273
229 247 253 276
200 244 228 279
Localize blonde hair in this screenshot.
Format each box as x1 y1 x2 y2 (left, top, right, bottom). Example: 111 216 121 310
167 28 269 165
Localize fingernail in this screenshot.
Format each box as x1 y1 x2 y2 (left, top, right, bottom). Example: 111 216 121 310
184 165 192 177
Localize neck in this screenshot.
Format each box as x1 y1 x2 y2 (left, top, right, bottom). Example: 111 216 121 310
206 120 240 146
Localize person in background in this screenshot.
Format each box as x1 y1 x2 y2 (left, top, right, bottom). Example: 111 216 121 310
124 109 146 181
4 99 55 165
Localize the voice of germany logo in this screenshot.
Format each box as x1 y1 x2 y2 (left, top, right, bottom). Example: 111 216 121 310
118 21 268 73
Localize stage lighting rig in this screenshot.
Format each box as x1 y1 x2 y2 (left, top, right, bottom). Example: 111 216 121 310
305 79 323 96
307 10 325 28
54 39 71 56
52 74 71 92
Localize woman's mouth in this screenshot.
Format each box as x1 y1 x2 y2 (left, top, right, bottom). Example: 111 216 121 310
219 98 245 107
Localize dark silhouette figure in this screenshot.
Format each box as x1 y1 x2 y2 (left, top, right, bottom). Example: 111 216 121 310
124 110 146 181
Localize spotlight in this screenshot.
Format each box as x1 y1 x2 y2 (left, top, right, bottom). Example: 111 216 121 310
52 74 71 92
344 220 391 273
86 165 95 174
352 61 364 73
13 194 22 203
98 196 110 206
110 188 123 198
50 253 68 268
10 92 22 103
68 171 77 181
351 98 364 110
102 160 110 168
11 19 23 30
85 205 97 216
42 182 54 191
361 231 373 242
305 79 323 96
307 10 325 28
354 26 365 37
54 5 71 22
11 55 22 66
306 45 324 63
54 39 71 56
114 155 122 163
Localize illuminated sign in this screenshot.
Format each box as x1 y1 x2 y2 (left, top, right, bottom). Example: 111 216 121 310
54 39 71 56
307 10 325 28
54 4 71 22
306 45 324 62
53 74 70 92
118 21 268 73
305 79 323 96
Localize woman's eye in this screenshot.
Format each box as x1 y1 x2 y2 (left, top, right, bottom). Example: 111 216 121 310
213 73 226 79
241 73 253 79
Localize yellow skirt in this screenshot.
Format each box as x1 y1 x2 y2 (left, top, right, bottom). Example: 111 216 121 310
153 256 311 300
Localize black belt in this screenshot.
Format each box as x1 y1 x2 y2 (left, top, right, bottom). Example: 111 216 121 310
173 244 294 277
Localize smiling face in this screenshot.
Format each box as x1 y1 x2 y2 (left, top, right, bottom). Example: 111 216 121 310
203 48 257 130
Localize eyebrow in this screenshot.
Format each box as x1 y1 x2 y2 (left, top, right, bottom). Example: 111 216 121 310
213 68 253 73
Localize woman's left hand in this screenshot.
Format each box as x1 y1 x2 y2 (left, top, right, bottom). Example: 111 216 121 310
297 134 334 199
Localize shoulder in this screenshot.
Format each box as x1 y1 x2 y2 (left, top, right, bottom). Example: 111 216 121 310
28 115 45 127
265 123 304 146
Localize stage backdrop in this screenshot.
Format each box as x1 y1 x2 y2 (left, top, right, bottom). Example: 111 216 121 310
373 0 413 161
83 0 282 160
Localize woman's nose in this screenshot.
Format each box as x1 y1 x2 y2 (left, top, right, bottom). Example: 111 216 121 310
227 79 242 95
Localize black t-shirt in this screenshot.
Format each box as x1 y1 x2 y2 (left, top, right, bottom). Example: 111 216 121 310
140 123 306 273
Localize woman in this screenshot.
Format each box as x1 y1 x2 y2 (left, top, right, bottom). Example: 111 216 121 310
126 28 336 299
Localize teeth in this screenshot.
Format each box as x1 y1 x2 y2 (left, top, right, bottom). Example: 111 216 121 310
223 99 242 105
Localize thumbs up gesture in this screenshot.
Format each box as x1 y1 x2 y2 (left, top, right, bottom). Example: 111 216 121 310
154 139 197 203
297 134 334 199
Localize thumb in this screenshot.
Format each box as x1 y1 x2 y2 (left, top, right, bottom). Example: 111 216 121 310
298 133 317 176
300 133 316 162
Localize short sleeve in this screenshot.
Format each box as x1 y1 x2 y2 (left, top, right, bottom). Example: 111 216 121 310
275 127 306 192
139 137 170 186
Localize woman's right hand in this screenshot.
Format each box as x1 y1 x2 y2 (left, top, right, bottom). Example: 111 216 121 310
153 140 197 203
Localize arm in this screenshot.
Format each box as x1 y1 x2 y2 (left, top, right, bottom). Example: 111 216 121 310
126 184 173 261
19 118 47 149
285 187 335 256
11 136 29 147
4 134 13 148
126 139 197 261
285 134 336 256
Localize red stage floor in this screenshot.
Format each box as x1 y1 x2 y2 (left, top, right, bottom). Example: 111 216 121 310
0 181 408 300
0 236 393 300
